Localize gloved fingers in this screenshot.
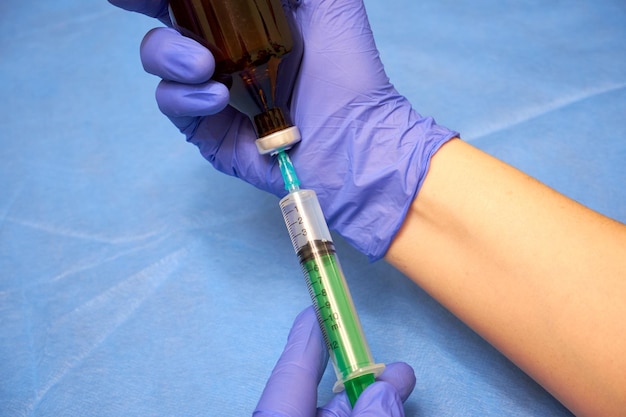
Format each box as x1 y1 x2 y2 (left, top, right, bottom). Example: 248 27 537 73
317 393 352 417
107 0 171 25
155 79 229 130
317 362 415 417
186 107 260 181
154 80 225 141
155 82 273 193
146 27 228 132
316 383 404 417
376 362 417 402
253 306 330 417
141 27 215 84
351 381 405 417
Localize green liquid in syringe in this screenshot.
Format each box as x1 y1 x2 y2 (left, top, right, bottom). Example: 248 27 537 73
299 240 378 406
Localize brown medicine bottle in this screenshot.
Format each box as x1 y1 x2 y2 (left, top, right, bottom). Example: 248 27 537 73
168 0 303 154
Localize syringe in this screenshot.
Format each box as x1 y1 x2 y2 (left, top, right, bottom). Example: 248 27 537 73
276 151 385 407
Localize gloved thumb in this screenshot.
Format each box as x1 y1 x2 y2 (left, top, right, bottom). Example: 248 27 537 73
351 381 405 417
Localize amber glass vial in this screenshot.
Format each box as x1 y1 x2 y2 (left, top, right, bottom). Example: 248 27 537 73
169 0 303 147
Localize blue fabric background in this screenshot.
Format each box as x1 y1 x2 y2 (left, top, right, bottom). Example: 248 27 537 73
1 1 624 415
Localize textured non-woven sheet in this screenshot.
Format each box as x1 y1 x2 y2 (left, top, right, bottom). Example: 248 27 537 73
1 1 624 416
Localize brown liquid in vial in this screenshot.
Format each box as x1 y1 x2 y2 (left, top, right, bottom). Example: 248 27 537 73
169 0 303 138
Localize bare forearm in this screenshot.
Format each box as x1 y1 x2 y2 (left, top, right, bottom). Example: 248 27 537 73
386 139 626 417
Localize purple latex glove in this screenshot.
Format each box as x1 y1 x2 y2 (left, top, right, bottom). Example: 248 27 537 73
109 0 459 261
254 306 416 417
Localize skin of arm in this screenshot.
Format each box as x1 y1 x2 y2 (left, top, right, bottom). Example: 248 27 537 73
385 138 626 417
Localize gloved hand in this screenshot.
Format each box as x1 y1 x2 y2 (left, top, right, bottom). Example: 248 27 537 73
109 0 458 261
254 306 416 417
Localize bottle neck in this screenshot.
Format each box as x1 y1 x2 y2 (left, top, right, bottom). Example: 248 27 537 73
254 107 293 138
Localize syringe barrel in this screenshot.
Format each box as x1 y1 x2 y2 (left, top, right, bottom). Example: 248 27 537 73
280 189 332 249
279 189 384 406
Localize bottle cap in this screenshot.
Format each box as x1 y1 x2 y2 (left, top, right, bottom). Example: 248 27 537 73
255 126 301 155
